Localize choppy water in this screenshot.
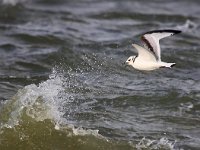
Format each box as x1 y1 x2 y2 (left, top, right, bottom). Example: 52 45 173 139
0 0 200 149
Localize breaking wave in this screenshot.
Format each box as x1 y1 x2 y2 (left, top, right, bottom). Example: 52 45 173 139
0 67 102 137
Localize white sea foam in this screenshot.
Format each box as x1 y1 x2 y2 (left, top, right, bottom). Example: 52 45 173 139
135 137 176 150
53 123 106 140
176 20 198 33
2 0 26 5
179 102 194 116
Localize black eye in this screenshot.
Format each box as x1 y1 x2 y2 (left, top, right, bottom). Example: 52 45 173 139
128 59 131 61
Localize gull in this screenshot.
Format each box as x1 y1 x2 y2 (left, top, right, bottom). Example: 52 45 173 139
125 30 181 71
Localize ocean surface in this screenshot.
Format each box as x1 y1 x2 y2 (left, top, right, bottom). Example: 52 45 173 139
0 0 200 149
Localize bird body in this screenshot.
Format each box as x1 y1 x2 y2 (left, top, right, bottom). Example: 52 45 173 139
125 30 181 71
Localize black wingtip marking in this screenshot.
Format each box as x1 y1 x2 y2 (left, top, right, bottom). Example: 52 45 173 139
143 29 182 35
171 63 176 68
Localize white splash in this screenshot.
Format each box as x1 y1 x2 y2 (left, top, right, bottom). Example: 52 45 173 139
1 67 106 139
3 68 67 128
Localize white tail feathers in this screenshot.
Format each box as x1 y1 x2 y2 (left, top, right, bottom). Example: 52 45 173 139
160 62 176 68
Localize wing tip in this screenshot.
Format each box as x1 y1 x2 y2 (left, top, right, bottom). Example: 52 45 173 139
143 29 182 35
171 30 182 34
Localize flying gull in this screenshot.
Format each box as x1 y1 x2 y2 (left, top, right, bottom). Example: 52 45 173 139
125 30 181 71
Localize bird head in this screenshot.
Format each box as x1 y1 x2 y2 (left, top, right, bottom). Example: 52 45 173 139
125 56 137 66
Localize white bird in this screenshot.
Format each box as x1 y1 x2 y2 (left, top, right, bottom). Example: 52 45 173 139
125 30 181 71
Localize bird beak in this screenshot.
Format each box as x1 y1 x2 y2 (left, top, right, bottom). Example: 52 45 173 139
124 61 128 67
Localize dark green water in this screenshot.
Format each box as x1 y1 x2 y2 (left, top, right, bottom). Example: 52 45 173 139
0 0 200 149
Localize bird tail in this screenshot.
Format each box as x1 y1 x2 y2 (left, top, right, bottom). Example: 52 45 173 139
160 62 176 68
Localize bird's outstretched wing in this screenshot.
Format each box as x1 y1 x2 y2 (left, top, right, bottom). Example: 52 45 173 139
141 30 181 61
132 44 157 62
